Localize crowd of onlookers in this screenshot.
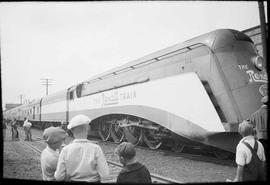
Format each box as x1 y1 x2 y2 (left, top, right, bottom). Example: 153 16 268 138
2 95 267 182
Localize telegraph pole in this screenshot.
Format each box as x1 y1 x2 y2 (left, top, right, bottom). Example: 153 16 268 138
19 94 24 104
41 78 54 96
258 1 267 63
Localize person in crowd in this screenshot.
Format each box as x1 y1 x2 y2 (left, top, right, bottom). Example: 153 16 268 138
3 120 7 140
23 118 32 141
60 120 74 139
11 118 19 141
54 114 109 182
233 120 266 181
115 142 152 183
249 95 268 153
40 126 67 181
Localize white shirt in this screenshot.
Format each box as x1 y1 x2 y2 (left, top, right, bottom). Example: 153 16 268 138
235 135 265 166
23 120 32 127
41 146 60 181
54 139 109 182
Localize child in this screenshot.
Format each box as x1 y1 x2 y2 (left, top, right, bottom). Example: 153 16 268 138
115 142 151 183
40 126 67 180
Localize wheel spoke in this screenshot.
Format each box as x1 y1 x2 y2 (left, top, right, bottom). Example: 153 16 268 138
172 141 185 153
142 129 162 150
111 120 125 143
98 121 111 141
124 126 142 146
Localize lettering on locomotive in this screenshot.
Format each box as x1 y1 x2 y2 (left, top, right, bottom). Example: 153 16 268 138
246 70 268 83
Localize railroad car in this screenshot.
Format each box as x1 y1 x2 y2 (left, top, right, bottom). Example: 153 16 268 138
3 29 267 158
40 90 67 129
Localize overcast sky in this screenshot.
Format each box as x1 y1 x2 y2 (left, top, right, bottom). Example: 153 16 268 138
0 1 268 108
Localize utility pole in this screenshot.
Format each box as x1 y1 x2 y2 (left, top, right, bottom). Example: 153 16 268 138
258 1 267 63
41 78 54 96
19 94 24 104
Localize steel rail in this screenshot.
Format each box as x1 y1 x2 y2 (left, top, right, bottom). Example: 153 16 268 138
18 138 183 184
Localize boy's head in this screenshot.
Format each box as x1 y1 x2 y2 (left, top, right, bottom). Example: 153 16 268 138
115 142 136 165
68 114 91 138
238 120 254 137
43 126 67 150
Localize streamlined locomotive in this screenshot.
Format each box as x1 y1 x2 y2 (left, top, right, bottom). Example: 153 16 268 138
4 29 267 158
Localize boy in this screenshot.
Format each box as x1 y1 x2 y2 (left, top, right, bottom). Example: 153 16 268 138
40 126 67 180
115 142 151 183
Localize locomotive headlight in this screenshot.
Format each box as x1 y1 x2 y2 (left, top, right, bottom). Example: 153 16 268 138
252 56 264 70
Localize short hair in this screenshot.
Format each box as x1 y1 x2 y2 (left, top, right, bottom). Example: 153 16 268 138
238 120 254 137
115 142 136 160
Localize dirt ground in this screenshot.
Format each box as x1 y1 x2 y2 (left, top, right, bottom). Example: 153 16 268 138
3 127 42 181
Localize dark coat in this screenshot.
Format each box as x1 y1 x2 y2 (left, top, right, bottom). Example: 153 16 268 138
117 162 151 183
250 105 267 140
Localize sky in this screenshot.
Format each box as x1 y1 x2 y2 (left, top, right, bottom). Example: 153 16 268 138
0 1 268 109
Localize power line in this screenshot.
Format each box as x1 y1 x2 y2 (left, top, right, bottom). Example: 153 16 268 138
40 78 54 96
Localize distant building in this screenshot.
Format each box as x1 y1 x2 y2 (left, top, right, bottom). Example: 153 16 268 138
242 24 268 57
5 103 22 110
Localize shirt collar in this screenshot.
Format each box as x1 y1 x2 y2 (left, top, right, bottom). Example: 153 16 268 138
72 138 90 143
120 162 143 173
46 146 60 154
239 135 255 143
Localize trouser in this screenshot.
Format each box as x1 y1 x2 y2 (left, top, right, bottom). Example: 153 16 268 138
11 128 19 140
24 127 32 141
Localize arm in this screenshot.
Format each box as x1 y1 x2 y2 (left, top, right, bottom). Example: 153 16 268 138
54 150 66 181
233 165 244 182
96 146 110 178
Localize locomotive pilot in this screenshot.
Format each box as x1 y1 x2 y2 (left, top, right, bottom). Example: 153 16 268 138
54 114 109 182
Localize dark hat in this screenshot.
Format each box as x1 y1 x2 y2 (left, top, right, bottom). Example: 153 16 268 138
43 126 67 144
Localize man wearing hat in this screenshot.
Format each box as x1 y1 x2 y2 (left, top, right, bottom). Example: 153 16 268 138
41 126 67 180
232 121 266 181
54 114 109 182
249 95 268 152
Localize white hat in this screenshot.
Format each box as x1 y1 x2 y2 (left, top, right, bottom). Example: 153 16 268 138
67 114 91 130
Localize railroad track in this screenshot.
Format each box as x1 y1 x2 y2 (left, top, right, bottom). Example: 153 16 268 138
18 137 183 183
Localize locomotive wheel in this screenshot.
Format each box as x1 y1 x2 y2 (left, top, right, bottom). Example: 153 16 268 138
212 148 233 159
110 120 125 143
98 121 111 141
124 126 142 146
142 129 162 150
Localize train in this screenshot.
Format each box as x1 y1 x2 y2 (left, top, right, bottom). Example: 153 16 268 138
3 28 268 159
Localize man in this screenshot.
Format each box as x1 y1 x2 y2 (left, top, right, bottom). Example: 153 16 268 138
115 142 152 183
3 119 7 140
11 118 19 141
233 121 266 181
41 126 67 181
23 118 32 141
54 114 109 182
249 95 268 152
